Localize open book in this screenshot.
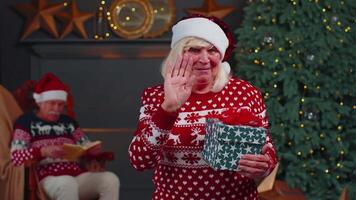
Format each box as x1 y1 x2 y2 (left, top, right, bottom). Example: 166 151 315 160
62 141 102 161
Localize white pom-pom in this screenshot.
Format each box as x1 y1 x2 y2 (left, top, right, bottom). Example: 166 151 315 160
221 62 231 74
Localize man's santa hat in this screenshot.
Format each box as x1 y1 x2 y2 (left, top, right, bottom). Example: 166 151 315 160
33 73 75 118
33 73 67 103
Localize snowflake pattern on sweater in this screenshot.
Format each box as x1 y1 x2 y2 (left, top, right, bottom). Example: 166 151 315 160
11 113 90 180
129 77 278 200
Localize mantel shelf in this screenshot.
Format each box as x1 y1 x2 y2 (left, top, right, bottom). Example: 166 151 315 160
21 38 172 59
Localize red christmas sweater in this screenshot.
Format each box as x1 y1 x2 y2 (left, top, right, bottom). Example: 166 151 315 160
11 113 90 181
129 77 277 200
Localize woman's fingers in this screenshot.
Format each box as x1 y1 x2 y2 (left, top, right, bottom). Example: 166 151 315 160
179 54 189 76
239 154 269 169
239 165 265 174
237 154 270 179
239 159 268 169
183 56 193 77
241 154 269 162
172 56 182 77
169 55 194 78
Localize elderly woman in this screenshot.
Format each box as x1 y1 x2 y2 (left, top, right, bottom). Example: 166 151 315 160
129 15 277 200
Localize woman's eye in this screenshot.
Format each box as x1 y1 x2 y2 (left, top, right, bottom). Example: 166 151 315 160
188 48 201 53
208 48 218 53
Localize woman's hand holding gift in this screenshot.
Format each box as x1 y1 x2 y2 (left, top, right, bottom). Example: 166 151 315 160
237 144 271 181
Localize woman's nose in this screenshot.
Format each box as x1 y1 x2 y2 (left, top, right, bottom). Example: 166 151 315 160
198 51 209 63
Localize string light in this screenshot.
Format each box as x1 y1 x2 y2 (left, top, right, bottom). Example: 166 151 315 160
344 26 351 32
264 92 270 99
320 133 325 138
337 126 343 131
337 136 341 142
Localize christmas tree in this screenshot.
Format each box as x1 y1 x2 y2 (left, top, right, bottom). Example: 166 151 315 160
234 0 356 199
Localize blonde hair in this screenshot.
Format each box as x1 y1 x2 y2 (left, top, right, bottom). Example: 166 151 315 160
161 37 231 92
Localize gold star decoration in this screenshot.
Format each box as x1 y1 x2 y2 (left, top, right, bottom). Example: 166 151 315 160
13 0 64 40
186 0 235 19
56 0 94 39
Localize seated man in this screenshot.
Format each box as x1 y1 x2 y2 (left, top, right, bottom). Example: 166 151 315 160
10 73 119 200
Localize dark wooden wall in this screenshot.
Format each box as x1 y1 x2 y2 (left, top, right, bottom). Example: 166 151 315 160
1 0 246 199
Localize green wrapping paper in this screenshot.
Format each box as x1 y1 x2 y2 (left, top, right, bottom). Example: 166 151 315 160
203 118 267 171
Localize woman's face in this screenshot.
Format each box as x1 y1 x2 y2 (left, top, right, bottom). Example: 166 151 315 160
185 45 221 86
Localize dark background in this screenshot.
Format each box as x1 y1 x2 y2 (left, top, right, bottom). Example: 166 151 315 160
1 0 246 199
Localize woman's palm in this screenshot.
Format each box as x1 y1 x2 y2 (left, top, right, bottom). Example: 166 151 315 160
162 55 194 112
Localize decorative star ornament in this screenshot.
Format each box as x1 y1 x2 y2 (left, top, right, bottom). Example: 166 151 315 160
185 0 235 19
13 0 64 40
56 0 94 39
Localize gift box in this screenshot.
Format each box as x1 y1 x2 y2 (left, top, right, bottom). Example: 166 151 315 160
202 118 267 171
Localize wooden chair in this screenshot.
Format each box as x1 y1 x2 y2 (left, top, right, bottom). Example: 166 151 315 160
12 80 49 200
258 163 306 200
257 163 279 193
339 187 348 200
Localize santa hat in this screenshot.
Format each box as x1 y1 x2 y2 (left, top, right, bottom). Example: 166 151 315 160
33 73 76 118
33 73 67 103
171 15 235 62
